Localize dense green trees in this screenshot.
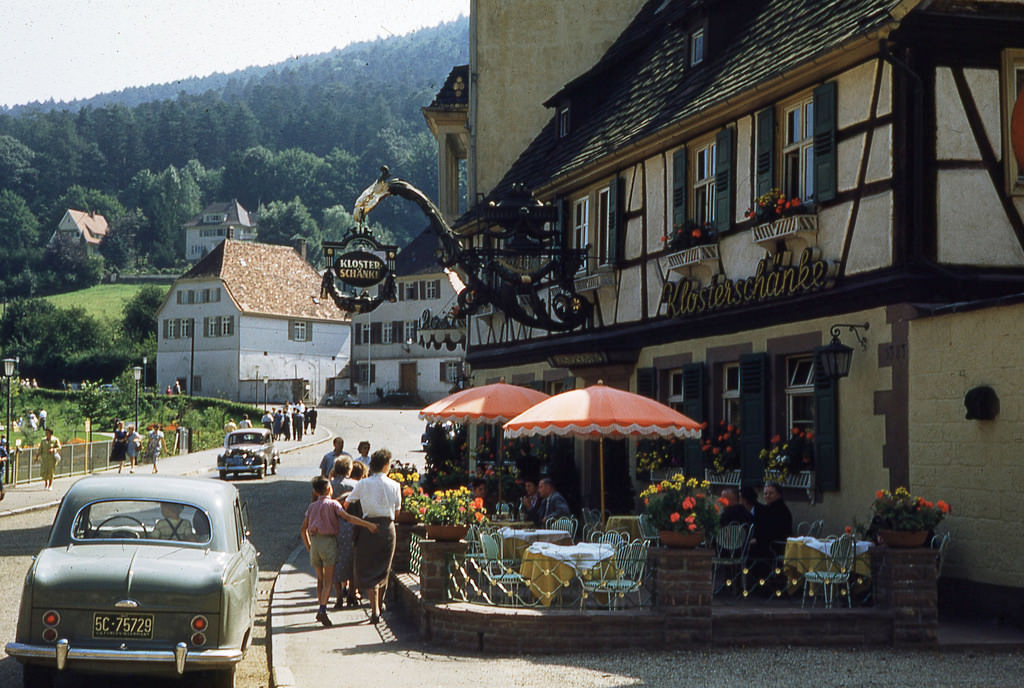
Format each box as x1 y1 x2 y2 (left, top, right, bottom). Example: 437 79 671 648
0 18 467 295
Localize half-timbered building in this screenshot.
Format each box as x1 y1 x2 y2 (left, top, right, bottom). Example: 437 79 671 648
431 0 1024 622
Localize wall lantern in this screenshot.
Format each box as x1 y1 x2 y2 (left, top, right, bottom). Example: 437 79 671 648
818 323 870 380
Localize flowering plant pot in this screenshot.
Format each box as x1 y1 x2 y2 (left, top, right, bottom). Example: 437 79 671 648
877 529 929 548
408 486 487 526
640 474 719 542
870 487 950 533
425 524 469 541
658 530 704 548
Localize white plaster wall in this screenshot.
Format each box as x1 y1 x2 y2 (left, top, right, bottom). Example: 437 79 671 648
865 123 893 185
965 67 1002 161
845 192 893 275
735 116 753 222
646 153 668 251
837 60 879 129
816 200 853 265
937 169 1024 266
617 265 641 323
936 67 981 161
838 132 866 194
877 61 892 117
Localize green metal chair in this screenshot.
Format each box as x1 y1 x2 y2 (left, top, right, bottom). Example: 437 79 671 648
479 532 526 605
802 533 855 608
636 513 660 545
580 539 649 610
712 523 750 594
545 515 578 540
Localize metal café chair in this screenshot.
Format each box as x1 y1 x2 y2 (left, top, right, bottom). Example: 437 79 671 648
545 515 578 541
712 523 750 594
580 539 649 610
479 532 527 606
932 531 951 578
802 533 856 608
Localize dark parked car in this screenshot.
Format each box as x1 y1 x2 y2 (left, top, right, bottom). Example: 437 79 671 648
5 476 258 687
217 428 279 479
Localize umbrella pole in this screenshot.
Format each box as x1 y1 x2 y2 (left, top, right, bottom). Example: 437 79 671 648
497 437 503 506
599 438 606 529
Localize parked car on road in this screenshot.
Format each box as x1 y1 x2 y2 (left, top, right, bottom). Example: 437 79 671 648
5 475 258 688
217 428 279 479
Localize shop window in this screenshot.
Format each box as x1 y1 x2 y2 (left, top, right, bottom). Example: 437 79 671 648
667 369 684 412
721 362 740 426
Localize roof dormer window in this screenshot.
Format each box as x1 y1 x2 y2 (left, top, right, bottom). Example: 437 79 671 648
559 106 571 138
203 213 227 224
690 29 704 66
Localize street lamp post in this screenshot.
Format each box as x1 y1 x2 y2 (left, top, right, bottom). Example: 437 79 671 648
262 376 268 412
142 356 148 391
3 358 16 485
132 366 142 431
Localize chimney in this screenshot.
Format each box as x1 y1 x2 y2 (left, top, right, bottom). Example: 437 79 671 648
295 238 307 261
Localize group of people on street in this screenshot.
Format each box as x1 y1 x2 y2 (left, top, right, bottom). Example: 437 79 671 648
109 420 165 474
302 436 401 627
263 402 318 442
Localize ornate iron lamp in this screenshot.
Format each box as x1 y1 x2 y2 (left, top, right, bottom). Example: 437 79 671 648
818 323 869 380
3 357 15 484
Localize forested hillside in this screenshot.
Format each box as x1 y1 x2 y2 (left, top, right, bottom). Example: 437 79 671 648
0 17 468 298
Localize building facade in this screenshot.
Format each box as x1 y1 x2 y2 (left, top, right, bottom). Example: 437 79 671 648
350 229 465 405
183 200 257 261
432 0 1024 622
49 208 108 256
156 239 350 403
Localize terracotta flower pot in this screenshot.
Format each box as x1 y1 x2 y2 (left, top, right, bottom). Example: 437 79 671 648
425 524 469 541
395 511 419 525
659 529 704 548
878 529 929 548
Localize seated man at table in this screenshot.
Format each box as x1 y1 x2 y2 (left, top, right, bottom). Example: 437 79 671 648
520 478 541 524
719 486 753 526
749 483 792 583
534 477 571 527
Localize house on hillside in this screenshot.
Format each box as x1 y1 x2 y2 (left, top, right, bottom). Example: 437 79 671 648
427 0 1024 623
49 208 109 256
350 228 465 405
183 200 257 260
155 239 350 403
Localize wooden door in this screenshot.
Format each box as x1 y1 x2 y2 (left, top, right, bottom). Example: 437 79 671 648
399 362 417 393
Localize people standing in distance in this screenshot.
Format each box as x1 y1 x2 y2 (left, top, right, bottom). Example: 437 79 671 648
345 449 402 625
281 405 292 441
320 438 352 477
292 405 304 441
37 427 61 491
144 424 165 473
307 406 318 432
355 441 371 467
272 408 283 440
520 478 540 523
301 475 378 628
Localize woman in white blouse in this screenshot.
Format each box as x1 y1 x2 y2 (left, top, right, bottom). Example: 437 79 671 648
345 448 401 624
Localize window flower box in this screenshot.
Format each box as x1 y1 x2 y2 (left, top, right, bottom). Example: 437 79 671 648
574 269 614 293
751 214 818 245
704 468 816 503
663 243 720 273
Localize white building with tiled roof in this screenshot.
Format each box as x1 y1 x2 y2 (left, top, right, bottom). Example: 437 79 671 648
155 239 351 403
49 208 109 256
183 199 257 260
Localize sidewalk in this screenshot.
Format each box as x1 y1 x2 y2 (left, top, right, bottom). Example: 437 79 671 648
0 425 332 519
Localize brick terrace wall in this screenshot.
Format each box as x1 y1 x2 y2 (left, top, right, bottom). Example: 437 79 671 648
651 547 712 645
872 545 938 645
418 539 469 602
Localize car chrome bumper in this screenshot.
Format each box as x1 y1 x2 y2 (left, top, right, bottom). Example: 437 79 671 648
6 640 243 674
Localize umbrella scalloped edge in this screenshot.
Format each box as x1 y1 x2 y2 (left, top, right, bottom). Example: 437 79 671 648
503 423 701 439
421 412 519 424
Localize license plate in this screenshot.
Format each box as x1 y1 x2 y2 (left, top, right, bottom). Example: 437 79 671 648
92 613 154 639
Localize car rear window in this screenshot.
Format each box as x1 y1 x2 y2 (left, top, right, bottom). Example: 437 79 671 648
71 499 212 545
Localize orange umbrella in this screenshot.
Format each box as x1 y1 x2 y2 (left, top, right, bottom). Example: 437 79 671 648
419 382 549 424
503 382 701 522
420 382 550 504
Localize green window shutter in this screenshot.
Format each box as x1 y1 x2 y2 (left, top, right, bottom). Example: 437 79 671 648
392 320 403 343
755 107 775 197
672 147 688 232
739 353 768 488
354 324 361 345
681 363 706 479
439 361 446 382
287 320 295 341
813 81 837 203
226 316 234 337
370 321 381 344
607 177 622 265
813 347 839 490
636 367 657 399
714 127 734 234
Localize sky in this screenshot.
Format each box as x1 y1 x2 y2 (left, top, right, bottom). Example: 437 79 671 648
0 0 468 108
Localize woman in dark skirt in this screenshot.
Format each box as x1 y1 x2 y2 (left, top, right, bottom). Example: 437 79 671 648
111 420 128 473
345 449 401 624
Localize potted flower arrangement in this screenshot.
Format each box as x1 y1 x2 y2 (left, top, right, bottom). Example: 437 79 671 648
416 486 488 541
662 219 717 252
702 421 740 475
759 427 814 483
388 460 423 524
744 188 810 224
869 487 951 547
640 474 719 547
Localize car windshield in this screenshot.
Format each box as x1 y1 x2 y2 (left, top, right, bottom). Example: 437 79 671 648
228 433 267 446
71 499 212 545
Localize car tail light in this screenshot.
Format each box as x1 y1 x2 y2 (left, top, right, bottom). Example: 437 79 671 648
191 615 208 632
42 628 58 642
42 610 60 627
191 632 206 646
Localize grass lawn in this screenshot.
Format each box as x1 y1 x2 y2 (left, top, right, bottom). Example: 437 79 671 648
44 283 168 323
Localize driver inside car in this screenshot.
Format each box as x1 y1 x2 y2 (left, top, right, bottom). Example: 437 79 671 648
151 501 196 541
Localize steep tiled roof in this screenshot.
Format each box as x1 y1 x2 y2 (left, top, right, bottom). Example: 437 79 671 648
183 199 255 228
395 228 445 277
426 65 469 109
490 0 913 200
181 239 347 321
67 209 109 244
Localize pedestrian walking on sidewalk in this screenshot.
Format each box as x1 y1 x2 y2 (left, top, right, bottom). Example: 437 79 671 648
111 420 128 472
144 424 165 473
37 428 61 491
345 449 401 625
125 425 141 473
301 475 378 627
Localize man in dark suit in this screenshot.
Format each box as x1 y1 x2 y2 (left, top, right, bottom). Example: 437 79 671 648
719 486 753 526
535 477 570 526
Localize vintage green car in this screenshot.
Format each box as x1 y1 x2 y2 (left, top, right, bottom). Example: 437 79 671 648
5 476 258 688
